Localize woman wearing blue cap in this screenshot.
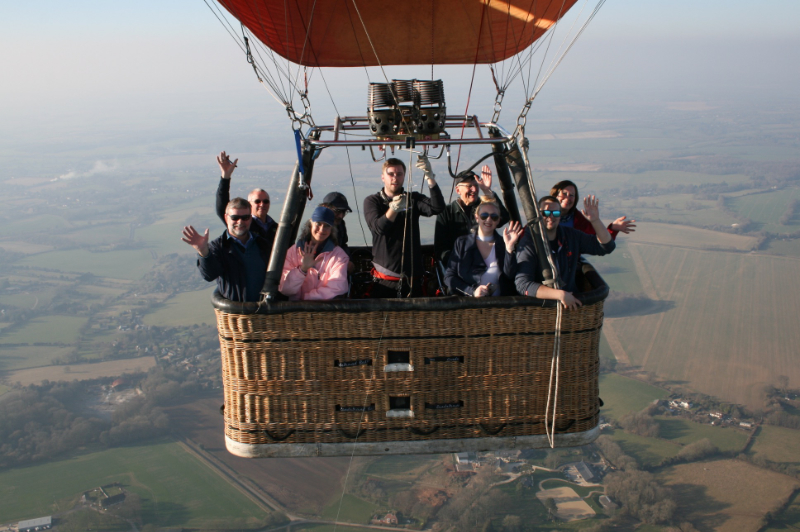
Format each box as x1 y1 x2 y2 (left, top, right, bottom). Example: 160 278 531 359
279 206 350 300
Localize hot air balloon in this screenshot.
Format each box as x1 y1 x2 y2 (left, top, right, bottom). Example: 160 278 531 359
203 0 610 457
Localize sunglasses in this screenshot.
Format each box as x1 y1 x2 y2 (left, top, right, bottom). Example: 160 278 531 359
542 210 562 218
253 199 270 204
479 212 500 221
228 214 252 222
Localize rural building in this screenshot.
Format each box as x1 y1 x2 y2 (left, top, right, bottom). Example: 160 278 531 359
18 516 52 531
574 461 596 482
372 512 399 525
709 411 723 419
454 452 476 464
740 421 753 428
599 496 618 512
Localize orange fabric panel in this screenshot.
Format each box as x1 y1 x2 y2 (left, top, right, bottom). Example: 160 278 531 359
218 0 579 67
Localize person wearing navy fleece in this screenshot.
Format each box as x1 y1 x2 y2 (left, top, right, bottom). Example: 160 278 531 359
515 195 616 309
181 197 271 302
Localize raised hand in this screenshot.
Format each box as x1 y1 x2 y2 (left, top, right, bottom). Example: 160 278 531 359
217 150 238 179
610 216 636 234
503 221 524 252
416 154 434 178
581 195 601 222
476 164 493 193
299 241 320 273
181 226 209 256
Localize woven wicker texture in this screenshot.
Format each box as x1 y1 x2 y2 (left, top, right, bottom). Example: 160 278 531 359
217 301 603 446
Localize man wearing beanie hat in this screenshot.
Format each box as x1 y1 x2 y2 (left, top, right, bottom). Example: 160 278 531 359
434 164 509 265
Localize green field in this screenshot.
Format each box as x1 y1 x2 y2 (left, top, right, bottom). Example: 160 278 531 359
0 345 75 371
0 315 86 345
655 417 748 452
320 494 377 524
750 425 800 464
610 245 800 409
729 188 800 234
142 288 217 327
599 373 668 421
607 429 679 468
17 248 156 280
0 441 267 528
0 384 10 396
764 491 800 532
592 241 645 294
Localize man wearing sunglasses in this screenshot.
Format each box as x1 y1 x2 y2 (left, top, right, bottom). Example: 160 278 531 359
434 165 510 266
516 195 615 309
215 150 277 246
181 197 272 302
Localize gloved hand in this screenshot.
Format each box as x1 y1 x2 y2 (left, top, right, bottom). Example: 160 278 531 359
416 155 434 179
389 193 407 212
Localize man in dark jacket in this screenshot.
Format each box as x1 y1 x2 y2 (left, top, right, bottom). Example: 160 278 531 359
515 195 615 309
363 155 445 298
434 165 510 265
215 151 277 245
181 197 272 302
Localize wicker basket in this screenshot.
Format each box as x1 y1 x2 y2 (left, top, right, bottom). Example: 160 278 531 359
213 266 607 457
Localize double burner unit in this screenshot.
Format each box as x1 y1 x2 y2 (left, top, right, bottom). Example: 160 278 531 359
368 79 447 139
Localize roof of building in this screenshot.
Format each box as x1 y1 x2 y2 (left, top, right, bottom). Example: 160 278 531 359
19 516 53 527
575 461 595 481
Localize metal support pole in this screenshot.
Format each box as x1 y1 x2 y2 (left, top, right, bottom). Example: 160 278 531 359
261 139 320 300
489 128 521 224
504 138 556 288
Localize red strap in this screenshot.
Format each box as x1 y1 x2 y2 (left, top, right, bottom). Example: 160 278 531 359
371 267 402 282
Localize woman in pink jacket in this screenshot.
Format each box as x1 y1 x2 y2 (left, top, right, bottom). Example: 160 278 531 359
279 206 350 300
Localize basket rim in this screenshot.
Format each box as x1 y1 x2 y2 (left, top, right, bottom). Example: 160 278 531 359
211 266 608 315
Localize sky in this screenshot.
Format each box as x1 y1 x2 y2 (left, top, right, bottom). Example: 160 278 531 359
2 0 799 173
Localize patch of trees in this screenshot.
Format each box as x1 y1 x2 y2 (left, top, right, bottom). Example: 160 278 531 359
619 411 660 438
595 436 639 471
0 366 208 468
766 410 800 430
780 199 799 225
659 439 719 467
605 470 676 524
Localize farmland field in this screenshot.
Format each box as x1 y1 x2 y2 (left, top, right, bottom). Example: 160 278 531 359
750 425 800 464
606 429 679 468
655 417 749 452
320 494 377 524
17 248 156 280
6 356 157 385
0 441 268 528
0 315 86 345
0 345 75 371
623 222 758 251
365 454 440 480
611 244 800 409
142 287 217 327
661 459 799 532
599 373 668 421
166 396 351 514
729 188 800 234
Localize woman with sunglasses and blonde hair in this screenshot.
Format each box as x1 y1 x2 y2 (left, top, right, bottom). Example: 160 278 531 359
445 196 524 297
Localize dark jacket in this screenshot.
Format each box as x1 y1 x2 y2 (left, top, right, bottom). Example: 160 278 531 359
434 192 510 265
197 231 271 302
515 225 615 296
363 186 445 278
216 178 277 243
337 219 350 258
444 232 518 296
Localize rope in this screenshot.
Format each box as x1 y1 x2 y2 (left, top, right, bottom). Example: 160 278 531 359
332 314 388 532
345 145 369 246
544 304 563 448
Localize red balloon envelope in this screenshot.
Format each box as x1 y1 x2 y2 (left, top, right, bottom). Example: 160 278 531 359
217 0 579 67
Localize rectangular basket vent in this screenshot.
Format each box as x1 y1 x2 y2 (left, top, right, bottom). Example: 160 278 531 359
387 396 414 418
385 350 413 372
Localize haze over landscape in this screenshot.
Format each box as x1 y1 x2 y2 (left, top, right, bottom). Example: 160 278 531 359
2 1 800 530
